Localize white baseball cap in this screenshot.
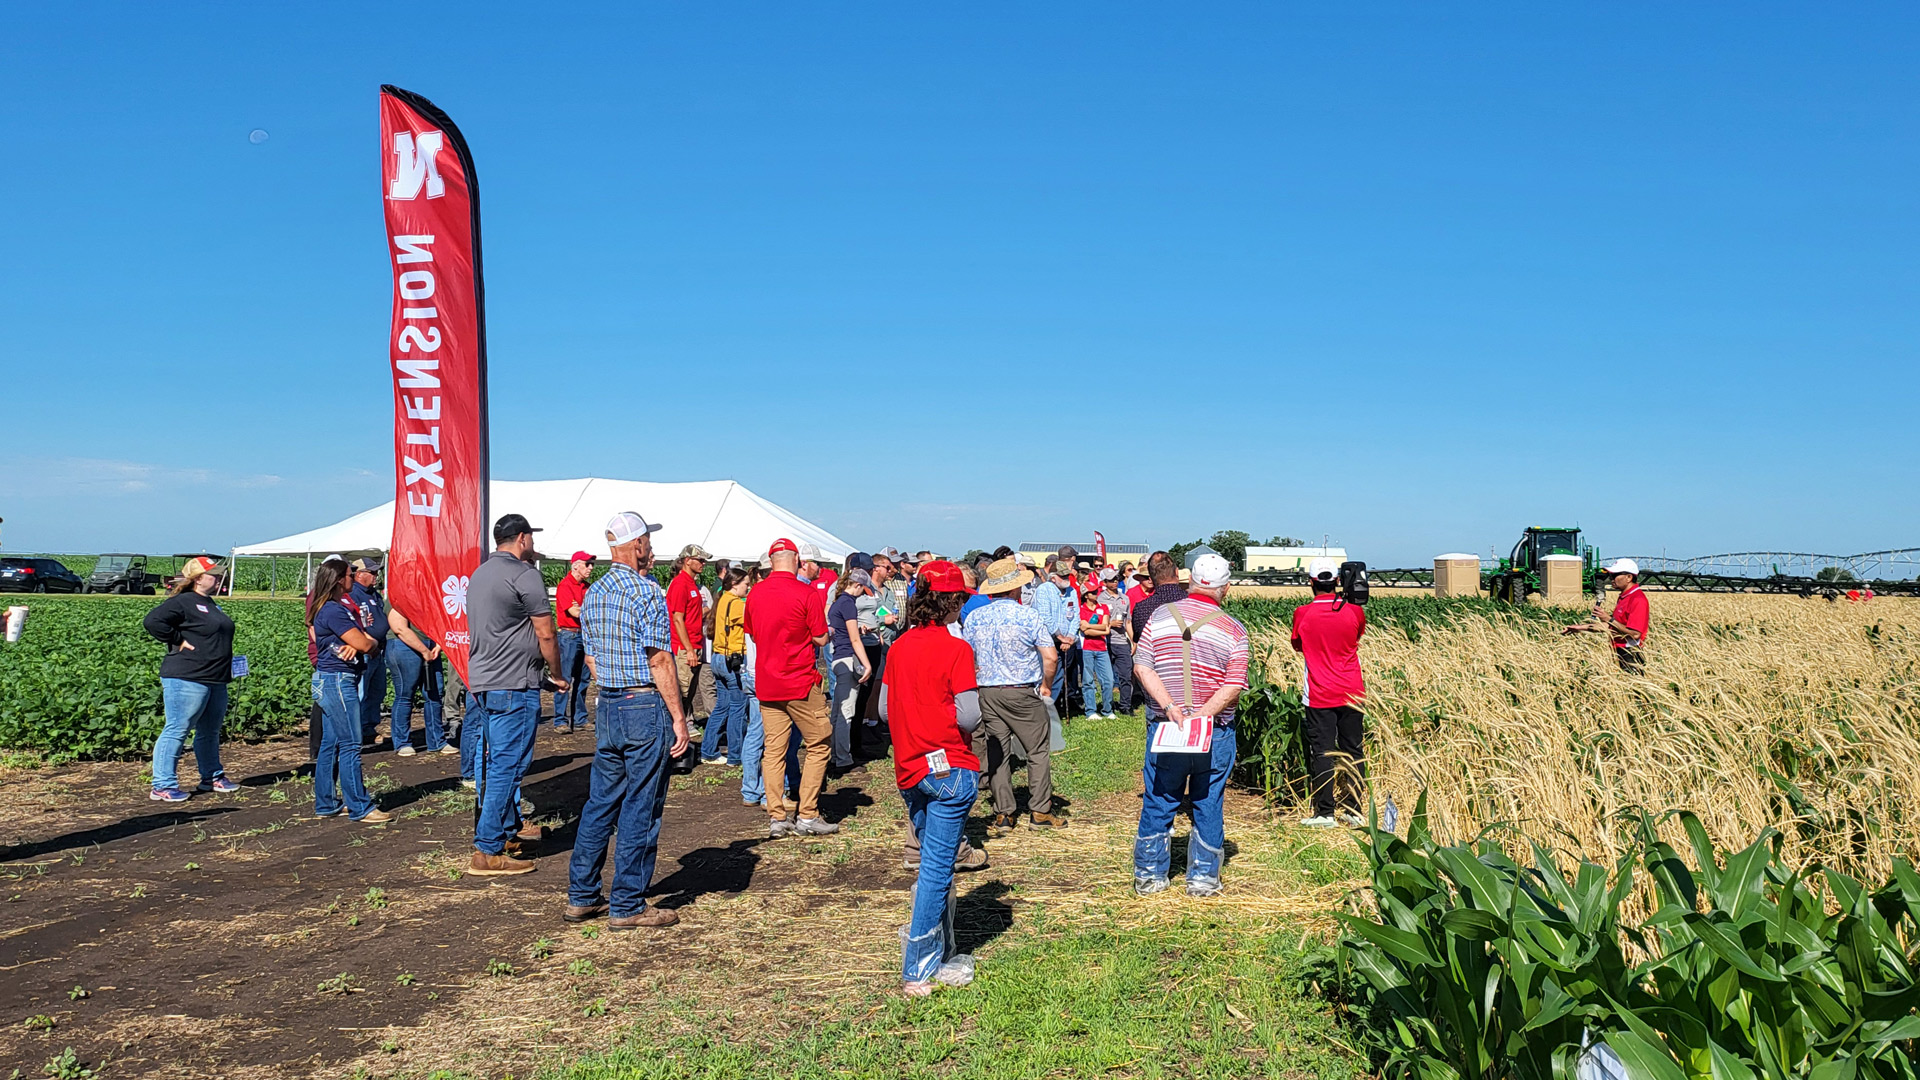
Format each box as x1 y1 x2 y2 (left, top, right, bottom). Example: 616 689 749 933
797 542 823 562
1191 553 1232 589
606 511 662 545
1603 558 1639 576
1306 557 1340 581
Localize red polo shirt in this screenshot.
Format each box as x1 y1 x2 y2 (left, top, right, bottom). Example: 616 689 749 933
1610 584 1649 648
555 573 588 631
883 625 980 789
1290 594 1367 709
744 570 827 701
667 570 705 652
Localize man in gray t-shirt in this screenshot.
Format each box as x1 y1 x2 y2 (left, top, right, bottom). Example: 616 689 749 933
468 548 556 691
466 513 568 877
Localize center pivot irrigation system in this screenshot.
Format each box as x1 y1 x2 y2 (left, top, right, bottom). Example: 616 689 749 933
1230 529 1920 600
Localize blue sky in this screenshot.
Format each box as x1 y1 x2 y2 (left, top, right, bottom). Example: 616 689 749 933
2 5 1915 566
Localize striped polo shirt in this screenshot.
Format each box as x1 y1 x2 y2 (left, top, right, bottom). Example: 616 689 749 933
1137 594 1250 724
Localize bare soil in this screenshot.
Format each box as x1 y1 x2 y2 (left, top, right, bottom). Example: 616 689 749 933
0 718 925 1079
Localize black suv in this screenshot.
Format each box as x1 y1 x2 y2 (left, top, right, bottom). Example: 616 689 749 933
0 557 85 593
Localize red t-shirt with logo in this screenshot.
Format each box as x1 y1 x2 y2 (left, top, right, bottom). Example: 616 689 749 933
743 570 828 701
1079 602 1111 651
555 574 588 631
1611 585 1649 647
1290 595 1367 709
883 625 980 789
667 570 705 652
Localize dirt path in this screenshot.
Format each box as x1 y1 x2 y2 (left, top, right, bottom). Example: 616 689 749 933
1 722 904 1078
2 719 1337 1079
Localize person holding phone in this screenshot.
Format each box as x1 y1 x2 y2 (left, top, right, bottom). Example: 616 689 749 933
879 562 982 996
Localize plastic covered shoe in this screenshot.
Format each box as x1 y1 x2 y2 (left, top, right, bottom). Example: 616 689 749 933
901 980 938 998
1187 876 1223 898
935 955 975 987
1134 875 1170 896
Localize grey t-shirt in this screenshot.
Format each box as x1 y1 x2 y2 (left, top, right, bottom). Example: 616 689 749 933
853 592 881 645
465 549 553 692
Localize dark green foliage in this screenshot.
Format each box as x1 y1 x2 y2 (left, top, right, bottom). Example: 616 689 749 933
0 596 312 760
1334 796 1920 1078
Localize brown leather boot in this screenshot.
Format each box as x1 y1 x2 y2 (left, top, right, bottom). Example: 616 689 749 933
1028 811 1070 829
563 902 608 923
608 906 680 931
468 849 536 876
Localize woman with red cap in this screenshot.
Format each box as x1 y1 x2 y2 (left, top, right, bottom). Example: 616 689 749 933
142 556 238 802
879 561 983 996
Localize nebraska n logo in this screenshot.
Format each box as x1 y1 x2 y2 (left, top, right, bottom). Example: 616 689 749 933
388 131 447 200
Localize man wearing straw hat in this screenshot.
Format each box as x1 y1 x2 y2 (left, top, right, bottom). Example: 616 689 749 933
962 557 1066 832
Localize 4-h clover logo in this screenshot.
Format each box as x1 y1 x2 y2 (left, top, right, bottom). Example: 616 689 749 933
441 574 470 618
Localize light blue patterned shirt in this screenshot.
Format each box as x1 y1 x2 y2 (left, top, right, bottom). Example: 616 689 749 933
1029 579 1080 642
580 562 671 689
961 598 1055 686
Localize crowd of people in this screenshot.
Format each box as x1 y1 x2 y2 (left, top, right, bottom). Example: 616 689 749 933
136 512 1659 996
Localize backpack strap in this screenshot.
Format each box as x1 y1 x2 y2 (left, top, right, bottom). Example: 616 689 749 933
1163 603 1230 709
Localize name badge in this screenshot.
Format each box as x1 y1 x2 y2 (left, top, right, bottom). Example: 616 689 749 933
230 655 250 679
925 748 951 777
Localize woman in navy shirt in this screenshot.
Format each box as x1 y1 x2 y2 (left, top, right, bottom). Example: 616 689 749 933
307 560 390 823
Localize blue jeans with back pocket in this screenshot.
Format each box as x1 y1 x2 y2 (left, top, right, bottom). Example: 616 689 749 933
568 688 673 916
900 766 980 982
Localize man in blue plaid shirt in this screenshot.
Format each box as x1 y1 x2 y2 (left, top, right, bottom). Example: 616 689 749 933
567 511 691 931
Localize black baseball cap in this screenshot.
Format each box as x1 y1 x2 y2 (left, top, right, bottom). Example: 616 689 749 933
493 513 542 545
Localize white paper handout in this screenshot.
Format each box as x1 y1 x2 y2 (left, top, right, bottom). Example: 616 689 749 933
1150 715 1213 754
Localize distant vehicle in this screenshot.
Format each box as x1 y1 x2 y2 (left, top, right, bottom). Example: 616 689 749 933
85 554 160 594
1487 526 1597 602
0 557 85 593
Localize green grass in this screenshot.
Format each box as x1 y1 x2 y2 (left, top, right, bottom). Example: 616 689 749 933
547 909 1359 1079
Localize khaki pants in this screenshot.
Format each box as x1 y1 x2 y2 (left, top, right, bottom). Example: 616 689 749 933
675 654 715 722
978 685 1053 817
760 683 831 821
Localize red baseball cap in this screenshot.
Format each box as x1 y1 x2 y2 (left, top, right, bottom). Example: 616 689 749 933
920 561 973 594
570 551 595 563
769 538 799 555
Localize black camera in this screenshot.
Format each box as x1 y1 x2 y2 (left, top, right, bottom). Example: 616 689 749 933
1337 561 1369 607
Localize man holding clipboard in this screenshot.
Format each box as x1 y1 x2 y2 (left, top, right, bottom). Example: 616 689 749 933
1130 553 1249 898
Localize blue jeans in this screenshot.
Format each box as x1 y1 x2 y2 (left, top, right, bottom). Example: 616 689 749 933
703 663 748 764
1080 649 1114 715
554 629 589 729
901 767 980 982
358 648 387 744
568 688 673 915
312 671 376 818
386 646 446 751
1052 645 1072 704
472 688 539 855
1134 724 1237 888
461 692 482 780
152 678 228 791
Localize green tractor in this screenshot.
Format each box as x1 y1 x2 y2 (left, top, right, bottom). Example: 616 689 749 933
1486 526 1597 602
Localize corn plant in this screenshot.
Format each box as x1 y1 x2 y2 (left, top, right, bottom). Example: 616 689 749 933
1334 795 1920 1079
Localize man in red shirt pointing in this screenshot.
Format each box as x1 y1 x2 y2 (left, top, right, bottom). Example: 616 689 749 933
1290 557 1367 830
1565 558 1650 674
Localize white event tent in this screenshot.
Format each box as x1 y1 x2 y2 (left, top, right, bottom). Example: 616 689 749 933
232 478 855 564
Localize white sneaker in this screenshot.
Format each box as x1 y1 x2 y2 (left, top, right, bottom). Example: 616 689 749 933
1299 815 1340 829
396 745 416 757
1336 811 1366 829
1099 712 1116 720
437 744 460 755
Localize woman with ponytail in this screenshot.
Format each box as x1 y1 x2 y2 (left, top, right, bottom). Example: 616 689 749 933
878 561 983 996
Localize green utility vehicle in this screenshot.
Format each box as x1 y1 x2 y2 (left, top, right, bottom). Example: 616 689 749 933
85 554 160 594
1486 527 1597 602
